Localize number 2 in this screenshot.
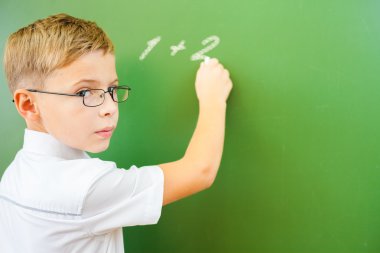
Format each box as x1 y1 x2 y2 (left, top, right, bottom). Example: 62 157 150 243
191 35 220 61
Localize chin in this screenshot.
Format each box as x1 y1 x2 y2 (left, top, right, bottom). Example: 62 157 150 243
87 141 110 153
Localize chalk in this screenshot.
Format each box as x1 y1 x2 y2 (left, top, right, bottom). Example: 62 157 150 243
204 56 210 64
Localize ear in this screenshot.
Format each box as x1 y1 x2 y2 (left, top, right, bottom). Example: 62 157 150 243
13 89 41 121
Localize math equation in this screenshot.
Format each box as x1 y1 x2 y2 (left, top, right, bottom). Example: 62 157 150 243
139 35 220 61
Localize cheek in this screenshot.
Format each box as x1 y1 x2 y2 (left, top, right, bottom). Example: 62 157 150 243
61 106 94 133
115 108 119 122
42 102 93 140
60 110 98 150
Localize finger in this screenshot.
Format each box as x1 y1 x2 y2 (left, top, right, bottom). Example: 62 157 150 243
208 58 219 65
223 70 230 79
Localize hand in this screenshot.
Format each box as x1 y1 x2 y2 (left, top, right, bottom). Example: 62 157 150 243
195 58 233 105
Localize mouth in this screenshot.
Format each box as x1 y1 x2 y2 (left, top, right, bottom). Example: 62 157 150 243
95 126 115 138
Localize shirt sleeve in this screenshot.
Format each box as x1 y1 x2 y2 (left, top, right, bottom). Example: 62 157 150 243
82 165 164 235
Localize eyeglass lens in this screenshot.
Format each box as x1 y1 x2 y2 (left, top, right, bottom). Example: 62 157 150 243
83 88 129 106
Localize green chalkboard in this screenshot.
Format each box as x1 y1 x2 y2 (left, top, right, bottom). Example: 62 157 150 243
1 0 380 252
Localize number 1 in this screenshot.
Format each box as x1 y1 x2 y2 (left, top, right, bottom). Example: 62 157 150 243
139 36 162 61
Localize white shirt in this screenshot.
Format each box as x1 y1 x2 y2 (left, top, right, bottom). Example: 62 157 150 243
0 129 164 253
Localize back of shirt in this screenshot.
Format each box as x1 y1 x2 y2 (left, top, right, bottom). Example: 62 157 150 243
0 129 164 253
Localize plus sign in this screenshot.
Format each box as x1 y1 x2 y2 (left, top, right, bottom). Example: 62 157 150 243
170 40 186 56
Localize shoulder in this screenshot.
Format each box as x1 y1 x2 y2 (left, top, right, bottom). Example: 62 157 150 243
0 156 120 217
81 164 164 232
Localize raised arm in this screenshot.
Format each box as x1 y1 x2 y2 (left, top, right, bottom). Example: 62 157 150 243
159 58 233 206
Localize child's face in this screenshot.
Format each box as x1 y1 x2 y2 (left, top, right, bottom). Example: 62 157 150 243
33 50 119 153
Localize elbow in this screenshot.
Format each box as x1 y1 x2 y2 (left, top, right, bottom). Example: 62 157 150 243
202 164 218 189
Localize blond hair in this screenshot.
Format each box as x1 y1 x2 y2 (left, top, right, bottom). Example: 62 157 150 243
3 13 114 94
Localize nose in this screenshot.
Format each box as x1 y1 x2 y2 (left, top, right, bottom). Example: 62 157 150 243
99 91 118 117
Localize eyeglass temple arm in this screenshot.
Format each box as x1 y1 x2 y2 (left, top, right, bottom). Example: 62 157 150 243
12 89 82 103
11 86 131 103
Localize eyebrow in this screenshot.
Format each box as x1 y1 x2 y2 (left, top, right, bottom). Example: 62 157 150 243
71 78 119 87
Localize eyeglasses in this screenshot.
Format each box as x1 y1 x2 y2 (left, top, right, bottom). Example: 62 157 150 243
12 86 131 107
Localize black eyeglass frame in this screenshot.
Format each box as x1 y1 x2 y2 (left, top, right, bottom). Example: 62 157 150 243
12 85 132 107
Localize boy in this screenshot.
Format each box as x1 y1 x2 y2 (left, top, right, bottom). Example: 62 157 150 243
0 13 232 253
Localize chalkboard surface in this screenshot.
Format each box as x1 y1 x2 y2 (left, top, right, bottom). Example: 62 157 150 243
1 1 380 252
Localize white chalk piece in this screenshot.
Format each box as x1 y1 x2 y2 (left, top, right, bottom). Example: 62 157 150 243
204 56 210 64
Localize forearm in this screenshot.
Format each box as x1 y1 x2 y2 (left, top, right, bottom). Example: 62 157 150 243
159 58 232 205
182 101 227 182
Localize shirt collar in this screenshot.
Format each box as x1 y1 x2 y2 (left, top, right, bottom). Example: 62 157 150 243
22 128 90 160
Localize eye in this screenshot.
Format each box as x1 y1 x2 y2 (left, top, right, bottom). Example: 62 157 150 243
76 89 90 97
108 85 118 92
